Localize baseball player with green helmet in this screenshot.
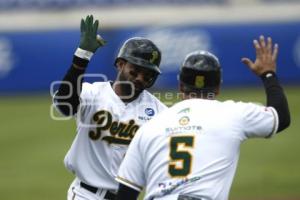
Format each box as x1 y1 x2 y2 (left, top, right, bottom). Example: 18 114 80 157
53 15 167 200
115 36 290 200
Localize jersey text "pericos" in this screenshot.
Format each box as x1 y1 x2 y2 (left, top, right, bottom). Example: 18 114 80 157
88 110 140 145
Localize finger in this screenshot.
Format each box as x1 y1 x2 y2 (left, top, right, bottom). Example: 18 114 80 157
272 43 279 61
80 19 85 33
253 39 262 58
90 15 94 30
85 15 91 32
259 35 266 50
96 34 107 46
84 15 89 31
90 15 94 23
241 57 254 69
266 37 272 55
93 20 99 36
88 15 93 32
85 15 89 25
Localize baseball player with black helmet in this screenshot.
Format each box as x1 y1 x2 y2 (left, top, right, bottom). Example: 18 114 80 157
53 15 167 200
115 36 290 200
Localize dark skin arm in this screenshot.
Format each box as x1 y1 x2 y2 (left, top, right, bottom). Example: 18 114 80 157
242 35 290 132
54 57 88 116
54 15 105 116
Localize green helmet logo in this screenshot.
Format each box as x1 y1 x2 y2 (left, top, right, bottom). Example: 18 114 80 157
150 51 159 64
195 75 205 88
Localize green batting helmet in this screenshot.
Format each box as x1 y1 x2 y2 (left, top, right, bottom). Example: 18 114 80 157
179 50 221 92
115 37 162 74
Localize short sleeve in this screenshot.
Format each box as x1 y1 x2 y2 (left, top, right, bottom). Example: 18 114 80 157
116 130 146 192
240 102 279 139
76 82 103 122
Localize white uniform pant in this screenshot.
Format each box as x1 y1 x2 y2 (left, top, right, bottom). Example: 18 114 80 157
67 178 114 200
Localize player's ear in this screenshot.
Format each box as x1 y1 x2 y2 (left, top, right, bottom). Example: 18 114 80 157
115 58 126 71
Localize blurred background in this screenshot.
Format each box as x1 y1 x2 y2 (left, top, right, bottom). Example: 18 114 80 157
0 0 299 199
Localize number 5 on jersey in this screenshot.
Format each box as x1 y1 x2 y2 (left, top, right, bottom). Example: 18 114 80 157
168 136 194 177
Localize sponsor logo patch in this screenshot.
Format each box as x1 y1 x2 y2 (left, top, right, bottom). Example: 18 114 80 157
179 116 190 126
145 108 155 116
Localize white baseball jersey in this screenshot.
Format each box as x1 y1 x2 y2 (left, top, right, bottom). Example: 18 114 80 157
55 81 166 191
116 98 278 200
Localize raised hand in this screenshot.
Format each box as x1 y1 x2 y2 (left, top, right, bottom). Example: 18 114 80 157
242 35 278 76
79 15 106 53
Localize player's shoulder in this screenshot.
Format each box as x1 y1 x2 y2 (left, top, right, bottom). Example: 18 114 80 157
82 81 109 90
226 100 265 110
141 90 162 102
172 98 222 110
222 100 270 121
80 81 111 99
214 99 262 108
172 99 253 117
82 81 110 93
140 90 168 110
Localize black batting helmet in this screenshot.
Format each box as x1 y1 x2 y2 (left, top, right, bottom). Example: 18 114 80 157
179 50 221 92
115 37 161 74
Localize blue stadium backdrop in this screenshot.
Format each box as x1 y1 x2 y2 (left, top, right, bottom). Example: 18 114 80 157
0 21 300 93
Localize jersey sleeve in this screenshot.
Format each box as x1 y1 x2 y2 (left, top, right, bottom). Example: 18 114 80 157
239 102 279 139
75 82 103 122
116 129 146 192
79 82 97 104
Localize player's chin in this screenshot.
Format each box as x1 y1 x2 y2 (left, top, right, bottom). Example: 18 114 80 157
133 83 145 92
134 86 144 93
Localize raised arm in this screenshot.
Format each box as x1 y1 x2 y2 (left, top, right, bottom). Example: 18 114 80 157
54 15 105 116
242 35 290 133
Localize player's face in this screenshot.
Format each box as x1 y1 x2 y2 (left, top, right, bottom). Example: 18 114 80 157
117 60 157 92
